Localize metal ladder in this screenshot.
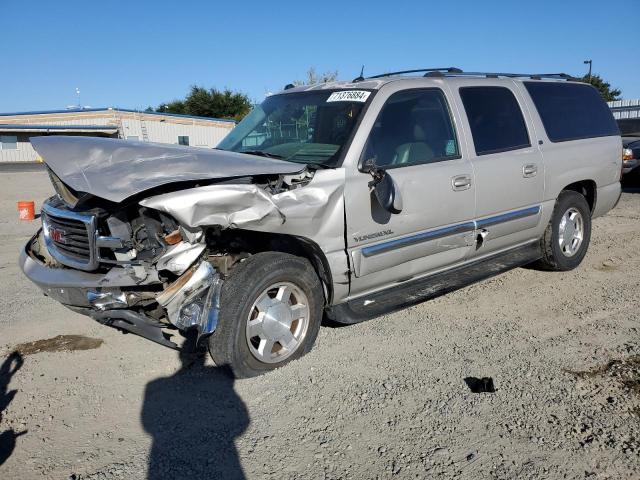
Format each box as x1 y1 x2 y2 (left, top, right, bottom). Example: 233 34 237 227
139 113 149 142
114 110 126 139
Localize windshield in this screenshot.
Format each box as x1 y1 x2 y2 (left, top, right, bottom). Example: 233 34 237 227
217 90 372 167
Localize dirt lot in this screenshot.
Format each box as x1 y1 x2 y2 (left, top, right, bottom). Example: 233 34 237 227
0 171 639 479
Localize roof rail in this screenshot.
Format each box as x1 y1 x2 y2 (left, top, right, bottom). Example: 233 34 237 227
361 69 577 82
366 67 462 80
460 72 577 81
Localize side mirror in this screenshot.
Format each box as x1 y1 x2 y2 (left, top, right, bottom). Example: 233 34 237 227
364 158 403 214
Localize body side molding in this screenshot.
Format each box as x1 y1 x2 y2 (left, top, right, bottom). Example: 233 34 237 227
359 205 541 258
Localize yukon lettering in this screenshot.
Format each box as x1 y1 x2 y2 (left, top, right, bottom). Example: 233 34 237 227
353 230 393 243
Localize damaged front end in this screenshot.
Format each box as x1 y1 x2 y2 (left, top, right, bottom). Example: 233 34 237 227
156 261 222 336
21 194 226 349
20 139 339 351
21 136 344 350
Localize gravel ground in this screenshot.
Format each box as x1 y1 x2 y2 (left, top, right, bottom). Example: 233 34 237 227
0 171 639 479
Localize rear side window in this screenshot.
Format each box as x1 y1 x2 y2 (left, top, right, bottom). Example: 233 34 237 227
460 86 530 156
524 82 619 142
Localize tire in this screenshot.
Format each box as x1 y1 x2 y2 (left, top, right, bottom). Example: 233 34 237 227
534 190 592 271
208 252 324 378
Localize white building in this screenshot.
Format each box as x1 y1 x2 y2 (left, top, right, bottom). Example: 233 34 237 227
608 99 640 135
0 107 236 163
608 99 640 120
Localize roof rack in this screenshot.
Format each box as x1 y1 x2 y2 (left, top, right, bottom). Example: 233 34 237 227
357 68 576 82
457 72 577 81
363 67 463 80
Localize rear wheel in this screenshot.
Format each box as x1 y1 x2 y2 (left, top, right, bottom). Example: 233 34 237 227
208 252 324 378
534 190 592 271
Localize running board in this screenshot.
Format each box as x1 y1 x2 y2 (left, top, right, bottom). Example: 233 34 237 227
327 242 541 325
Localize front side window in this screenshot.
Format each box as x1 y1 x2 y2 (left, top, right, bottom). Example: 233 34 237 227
460 86 530 156
217 90 372 167
361 89 459 169
525 82 619 142
178 135 190 146
0 135 18 150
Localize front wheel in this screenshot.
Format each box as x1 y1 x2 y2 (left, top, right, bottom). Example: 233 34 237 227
208 252 324 378
534 190 592 271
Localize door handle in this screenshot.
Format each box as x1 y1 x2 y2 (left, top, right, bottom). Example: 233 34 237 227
523 164 538 178
451 174 472 191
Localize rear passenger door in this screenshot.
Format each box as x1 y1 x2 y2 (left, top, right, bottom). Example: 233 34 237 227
455 82 544 255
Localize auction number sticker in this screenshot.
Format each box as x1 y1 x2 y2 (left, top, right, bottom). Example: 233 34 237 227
326 90 371 103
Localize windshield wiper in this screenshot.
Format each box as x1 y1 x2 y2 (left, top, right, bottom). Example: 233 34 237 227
240 150 284 159
302 162 333 170
240 150 334 169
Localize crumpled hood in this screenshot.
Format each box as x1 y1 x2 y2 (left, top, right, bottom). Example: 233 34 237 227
30 136 305 203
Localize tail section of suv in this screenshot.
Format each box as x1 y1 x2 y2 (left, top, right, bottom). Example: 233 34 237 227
20 69 622 377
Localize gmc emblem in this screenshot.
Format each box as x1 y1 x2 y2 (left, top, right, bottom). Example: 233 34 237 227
49 227 67 244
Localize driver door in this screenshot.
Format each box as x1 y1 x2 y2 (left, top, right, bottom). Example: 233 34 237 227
344 87 476 297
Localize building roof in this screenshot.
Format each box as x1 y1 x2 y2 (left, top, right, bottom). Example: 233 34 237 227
0 124 119 133
0 107 236 124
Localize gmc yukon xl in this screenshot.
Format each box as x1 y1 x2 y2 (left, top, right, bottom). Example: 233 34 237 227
20 68 622 377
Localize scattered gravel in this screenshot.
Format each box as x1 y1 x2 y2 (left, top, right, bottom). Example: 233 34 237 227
1 172 639 479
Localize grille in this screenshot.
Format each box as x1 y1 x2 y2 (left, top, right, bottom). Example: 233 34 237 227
42 201 97 271
46 213 91 260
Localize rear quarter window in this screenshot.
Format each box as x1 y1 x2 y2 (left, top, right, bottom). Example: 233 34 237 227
524 82 619 142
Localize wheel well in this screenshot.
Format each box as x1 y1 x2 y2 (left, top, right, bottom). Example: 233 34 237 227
209 229 334 305
562 180 596 213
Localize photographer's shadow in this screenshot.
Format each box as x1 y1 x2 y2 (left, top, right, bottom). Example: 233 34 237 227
141 345 249 480
0 352 26 467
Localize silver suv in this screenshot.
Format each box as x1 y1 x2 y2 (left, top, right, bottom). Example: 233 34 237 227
20 68 622 377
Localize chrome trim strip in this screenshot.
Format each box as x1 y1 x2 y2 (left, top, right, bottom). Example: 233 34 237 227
95 236 125 248
361 222 475 258
360 205 541 258
475 206 540 229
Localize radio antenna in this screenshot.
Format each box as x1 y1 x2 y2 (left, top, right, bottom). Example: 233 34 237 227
352 65 365 83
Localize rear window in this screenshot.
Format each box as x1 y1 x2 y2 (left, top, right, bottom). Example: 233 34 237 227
524 82 619 142
459 86 531 156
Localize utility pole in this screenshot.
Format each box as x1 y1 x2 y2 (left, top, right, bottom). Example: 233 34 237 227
583 60 592 80
76 87 81 109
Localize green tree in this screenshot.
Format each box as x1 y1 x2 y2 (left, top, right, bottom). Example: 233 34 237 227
156 86 252 120
293 67 339 86
157 100 186 115
580 74 622 102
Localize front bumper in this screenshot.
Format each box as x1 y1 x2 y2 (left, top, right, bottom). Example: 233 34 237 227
19 234 161 308
20 234 221 349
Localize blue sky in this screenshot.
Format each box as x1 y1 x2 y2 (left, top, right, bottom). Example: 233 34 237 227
1 0 637 112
